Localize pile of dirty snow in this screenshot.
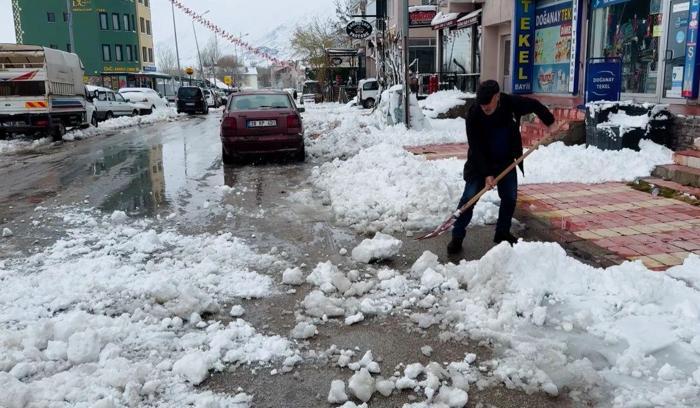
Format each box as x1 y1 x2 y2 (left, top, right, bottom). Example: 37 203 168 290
419 89 474 119
65 107 181 141
303 103 465 160
0 137 53 156
0 207 297 406
311 141 672 233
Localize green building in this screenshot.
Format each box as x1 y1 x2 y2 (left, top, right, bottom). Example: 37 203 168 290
12 0 143 79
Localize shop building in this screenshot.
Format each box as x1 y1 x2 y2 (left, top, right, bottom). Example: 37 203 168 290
431 1 483 92
135 0 156 73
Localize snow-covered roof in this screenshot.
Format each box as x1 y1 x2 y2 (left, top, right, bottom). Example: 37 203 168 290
431 11 461 29
409 5 438 12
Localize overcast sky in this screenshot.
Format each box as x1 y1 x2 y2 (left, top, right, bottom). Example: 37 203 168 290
0 0 334 65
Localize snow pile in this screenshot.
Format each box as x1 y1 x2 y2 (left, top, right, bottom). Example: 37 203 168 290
311 143 499 232
374 86 431 131
0 137 52 156
0 208 294 406
65 107 181 141
351 232 403 263
397 244 700 406
419 89 473 119
303 103 465 160
311 141 672 232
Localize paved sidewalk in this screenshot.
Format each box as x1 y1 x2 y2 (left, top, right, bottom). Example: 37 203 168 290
518 182 700 270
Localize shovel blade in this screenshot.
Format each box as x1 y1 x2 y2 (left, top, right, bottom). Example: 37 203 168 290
416 217 456 241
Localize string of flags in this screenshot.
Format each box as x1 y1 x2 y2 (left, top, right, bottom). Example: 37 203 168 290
168 0 293 68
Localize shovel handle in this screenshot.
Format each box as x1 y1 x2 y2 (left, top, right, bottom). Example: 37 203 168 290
455 124 564 216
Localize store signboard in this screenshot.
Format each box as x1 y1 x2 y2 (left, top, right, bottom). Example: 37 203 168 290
592 0 631 9
512 0 536 94
682 0 700 98
585 58 622 103
409 8 438 28
533 1 575 94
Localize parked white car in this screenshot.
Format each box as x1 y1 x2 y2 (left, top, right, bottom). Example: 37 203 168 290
357 78 379 109
203 89 217 108
119 87 169 110
86 85 139 121
118 91 154 115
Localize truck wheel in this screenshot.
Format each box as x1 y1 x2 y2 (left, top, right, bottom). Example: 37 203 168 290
105 112 113 120
132 110 138 117
52 123 66 142
363 98 375 109
91 114 99 127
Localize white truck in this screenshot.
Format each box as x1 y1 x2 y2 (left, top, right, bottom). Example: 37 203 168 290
0 44 88 140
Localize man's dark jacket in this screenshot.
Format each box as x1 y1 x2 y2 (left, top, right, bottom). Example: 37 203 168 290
463 93 555 181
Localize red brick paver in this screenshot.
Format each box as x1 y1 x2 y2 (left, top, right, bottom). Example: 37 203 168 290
518 182 700 270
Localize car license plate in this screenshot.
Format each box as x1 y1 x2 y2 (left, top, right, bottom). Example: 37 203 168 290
248 120 276 128
186 102 195 106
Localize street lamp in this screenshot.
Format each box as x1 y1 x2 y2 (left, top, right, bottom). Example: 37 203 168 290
171 2 183 86
193 10 209 83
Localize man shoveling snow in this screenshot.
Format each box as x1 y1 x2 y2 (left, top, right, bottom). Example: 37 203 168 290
447 80 557 254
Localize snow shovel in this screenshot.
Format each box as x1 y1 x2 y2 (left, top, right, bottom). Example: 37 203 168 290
416 124 565 241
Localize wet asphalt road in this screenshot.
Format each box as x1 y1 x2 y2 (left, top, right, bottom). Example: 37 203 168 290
0 113 587 407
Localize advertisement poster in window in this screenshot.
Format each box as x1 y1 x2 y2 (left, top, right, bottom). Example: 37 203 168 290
533 1 573 93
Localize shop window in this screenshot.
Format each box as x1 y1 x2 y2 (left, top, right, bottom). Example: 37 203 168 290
589 1 662 94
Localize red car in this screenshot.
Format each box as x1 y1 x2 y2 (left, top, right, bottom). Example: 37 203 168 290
220 90 305 164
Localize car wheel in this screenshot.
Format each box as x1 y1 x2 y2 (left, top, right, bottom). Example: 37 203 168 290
203 106 209 115
91 114 99 127
52 123 66 142
222 147 239 165
295 146 306 162
132 110 138 117
362 98 375 109
105 111 113 120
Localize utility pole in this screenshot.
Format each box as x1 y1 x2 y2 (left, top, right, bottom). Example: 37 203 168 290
401 0 410 128
193 20 204 81
65 0 75 53
171 2 182 86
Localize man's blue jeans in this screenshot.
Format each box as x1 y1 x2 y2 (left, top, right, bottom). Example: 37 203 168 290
452 169 518 239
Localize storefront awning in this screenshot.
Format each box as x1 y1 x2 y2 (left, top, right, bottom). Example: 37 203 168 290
455 9 481 30
431 11 462 30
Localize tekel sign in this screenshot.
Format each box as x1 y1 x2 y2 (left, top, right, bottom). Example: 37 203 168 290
585 58 622 103
346 20 373 40
409 9 437 28
682 0 700 98
512 0 536 94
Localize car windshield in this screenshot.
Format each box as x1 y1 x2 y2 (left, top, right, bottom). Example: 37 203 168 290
178 88 201 98
230 94 292 110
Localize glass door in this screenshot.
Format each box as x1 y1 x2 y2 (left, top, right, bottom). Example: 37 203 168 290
501 35 512 93
663 0 690 98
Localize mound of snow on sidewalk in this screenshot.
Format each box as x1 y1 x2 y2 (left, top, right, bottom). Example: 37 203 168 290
312 141 672 232
65 107 181 141
303 103 465 160
419 89 473 119
0 207 295 406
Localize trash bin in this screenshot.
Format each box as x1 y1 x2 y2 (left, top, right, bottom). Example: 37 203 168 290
585 102 673 151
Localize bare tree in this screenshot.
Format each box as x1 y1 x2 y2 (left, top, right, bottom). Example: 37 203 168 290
217 55 244 87
156 44 178 76
200 35 222 80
